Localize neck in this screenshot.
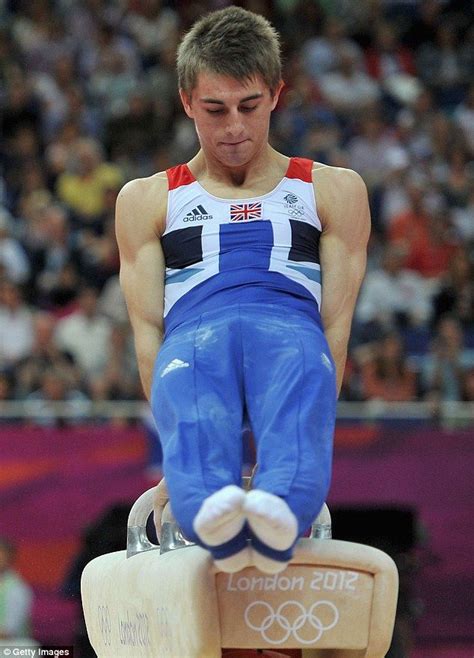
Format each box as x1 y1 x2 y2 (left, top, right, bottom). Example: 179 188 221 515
189 145 287 188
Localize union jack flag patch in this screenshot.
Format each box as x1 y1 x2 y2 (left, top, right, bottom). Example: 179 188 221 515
229 202 262 222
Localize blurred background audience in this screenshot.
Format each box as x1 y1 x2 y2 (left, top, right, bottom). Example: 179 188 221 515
0 537 34 642
0 0 473 412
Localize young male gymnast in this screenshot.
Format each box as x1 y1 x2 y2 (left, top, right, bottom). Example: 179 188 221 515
116 6 370 574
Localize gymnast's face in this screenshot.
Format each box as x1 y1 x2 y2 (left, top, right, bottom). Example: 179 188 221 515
180 71 282 169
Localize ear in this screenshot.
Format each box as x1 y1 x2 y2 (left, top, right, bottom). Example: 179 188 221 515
179 88 194 119
270 80 285 111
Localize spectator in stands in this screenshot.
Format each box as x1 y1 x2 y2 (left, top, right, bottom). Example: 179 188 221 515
25 367 90 427
55 138 123 224
54 286 112 379
319 45 381 119
0 537 34 641
15 312 80 399
17 190 54 274
454 83 474 154
388 180 432 263
37 57 102 144
402 0 443 50
79 18 140 80
395 88 435 162
347 112 401 195
0 207 30 285
1 73 41 147
359 332 418 402
35 204 80 306
427 110 456 169
365 21 416 83
146 37 181 146
461 368 474 402
442 146 473 209
98 274 129 324
75 216 120 289
104 88 161 170
421 316 474 401
0 372 14 402
355 244 431 335
124 0 179 68
43 119 82 189
338 354 365 402
405 201 460 280
17 160 49 205
3 121 43 214
33 54 77 142
88 49 137 120
0 279 33 369
416 23 468 108
63 84 102 141
431 249 474 330
88 323 139 402
273 60 337 156
10 4 74 77
378 148 411 229
39 263 79 316
301 15 364 83
452 188 474 244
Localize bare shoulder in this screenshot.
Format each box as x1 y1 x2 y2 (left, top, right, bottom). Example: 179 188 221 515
312 164 369 234
116 172 168 239
312 164 367 205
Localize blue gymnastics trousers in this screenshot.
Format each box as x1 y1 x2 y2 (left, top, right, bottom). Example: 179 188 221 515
150 302 336 561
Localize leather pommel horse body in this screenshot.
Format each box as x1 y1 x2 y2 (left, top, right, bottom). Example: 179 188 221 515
81 488 399 658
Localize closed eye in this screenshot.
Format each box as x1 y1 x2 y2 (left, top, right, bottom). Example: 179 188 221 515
205 106 258 115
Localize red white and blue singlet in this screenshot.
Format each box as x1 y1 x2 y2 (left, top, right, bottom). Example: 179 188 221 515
162 157 323 334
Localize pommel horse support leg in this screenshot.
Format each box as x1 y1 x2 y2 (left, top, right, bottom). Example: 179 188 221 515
81 488 399 658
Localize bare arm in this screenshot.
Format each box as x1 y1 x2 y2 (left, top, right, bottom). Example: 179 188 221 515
315 166 371 395
115 176 167 400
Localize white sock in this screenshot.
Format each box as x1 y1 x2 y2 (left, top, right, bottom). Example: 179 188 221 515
214 546 252 573
244 489 298 551
251 550 290 574
193 485 246 546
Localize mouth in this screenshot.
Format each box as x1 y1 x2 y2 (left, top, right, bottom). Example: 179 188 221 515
221 139 249 146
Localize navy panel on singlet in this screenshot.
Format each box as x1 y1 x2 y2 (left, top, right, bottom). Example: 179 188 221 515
289 220 321 264
161 226 203 269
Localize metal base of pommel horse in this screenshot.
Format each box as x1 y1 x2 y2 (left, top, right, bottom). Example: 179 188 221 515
81 485 399 658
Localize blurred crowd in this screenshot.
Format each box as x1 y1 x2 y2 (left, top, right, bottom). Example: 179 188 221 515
1 0 474 420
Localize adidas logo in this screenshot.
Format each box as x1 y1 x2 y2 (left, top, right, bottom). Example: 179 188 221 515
160 358 190 378
183 205 213 222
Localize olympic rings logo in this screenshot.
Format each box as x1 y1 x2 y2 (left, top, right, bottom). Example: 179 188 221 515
97 604 112 646
244 600 339 645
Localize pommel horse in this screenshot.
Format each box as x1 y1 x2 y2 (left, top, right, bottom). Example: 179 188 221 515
81 485 399 657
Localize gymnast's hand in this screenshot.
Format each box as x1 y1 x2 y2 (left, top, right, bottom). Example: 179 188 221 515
153 477 169 543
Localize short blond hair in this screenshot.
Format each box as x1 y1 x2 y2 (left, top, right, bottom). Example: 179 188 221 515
177 6 282 95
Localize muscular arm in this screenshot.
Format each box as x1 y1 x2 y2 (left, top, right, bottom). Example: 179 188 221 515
315 167 371 395
115 177 167 400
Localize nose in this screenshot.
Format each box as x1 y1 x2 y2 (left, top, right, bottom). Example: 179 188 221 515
224 109 244 139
